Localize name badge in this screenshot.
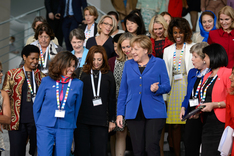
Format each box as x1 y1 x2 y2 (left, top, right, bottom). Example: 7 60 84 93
174 74 183 80
55 110 65 118
41 69 48 74
32 97 35 103
189 98 199 107
93 97 102 106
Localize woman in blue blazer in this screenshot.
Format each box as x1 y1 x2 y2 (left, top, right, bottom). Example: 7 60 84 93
33 51 83 156
179 42 209 156
116 35 171 156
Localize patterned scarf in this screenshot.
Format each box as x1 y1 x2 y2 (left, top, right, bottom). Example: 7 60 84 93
60 75 70 83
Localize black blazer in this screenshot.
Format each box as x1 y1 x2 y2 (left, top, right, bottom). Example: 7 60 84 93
57 0 87 23
78 23 98 37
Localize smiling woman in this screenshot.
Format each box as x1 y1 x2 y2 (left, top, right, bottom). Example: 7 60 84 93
33 51 83 156
74 45 116 156
163 17 195 156
149 15 168 58
70 28 89 68
116 35 170 156
192 11 217 43
2 45 45 156
86 15 117 59
208 6 234 68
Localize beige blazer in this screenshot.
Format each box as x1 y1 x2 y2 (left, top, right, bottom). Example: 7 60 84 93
163 42 195 100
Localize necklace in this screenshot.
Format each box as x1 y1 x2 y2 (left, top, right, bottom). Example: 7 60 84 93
138 64 147 67
93 71 99 78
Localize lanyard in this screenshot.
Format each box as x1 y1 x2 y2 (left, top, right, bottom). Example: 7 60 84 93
199 74 218 103
23 66 36 96
39 45 49 68
56 79 72 110
173 43 185 71
91 69 102 98
192 68 211 98
192 79 202 99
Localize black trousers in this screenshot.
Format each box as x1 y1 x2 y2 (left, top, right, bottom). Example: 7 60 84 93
8 122 36 156
184 117 202 156
47 17 63 46
74 123 108 156
127 118 166 156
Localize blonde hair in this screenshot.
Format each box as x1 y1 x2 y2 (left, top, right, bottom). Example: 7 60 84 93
217 6 234 29
130 35 152 54
117 33 134 62
83 6 99 21
148 15 168 39
97 15 117 35
190 42 209 59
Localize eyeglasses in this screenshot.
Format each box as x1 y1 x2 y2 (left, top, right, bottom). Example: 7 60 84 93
102 22 113 27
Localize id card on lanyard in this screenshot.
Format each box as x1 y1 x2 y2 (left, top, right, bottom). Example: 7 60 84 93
91 69 102 106
23 66 36 102
173 43 185 80
189 79 203 107
55 79 72 118
39 45 49 74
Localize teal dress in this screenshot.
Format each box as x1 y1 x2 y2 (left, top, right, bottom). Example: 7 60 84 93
136 0 168 31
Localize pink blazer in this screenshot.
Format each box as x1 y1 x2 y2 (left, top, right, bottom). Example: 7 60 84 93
202 67 232 123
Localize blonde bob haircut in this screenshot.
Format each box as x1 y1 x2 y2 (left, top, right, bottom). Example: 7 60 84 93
190 42 209 60
148 15 168 39
130 35 152 54
217 6 234 29
97 15 117 35
83 6 99 21
117 32 134 62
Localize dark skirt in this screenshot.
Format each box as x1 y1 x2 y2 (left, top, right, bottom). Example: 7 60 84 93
201 110 224 156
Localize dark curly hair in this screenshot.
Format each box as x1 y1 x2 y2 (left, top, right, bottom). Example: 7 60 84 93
49 51 78 81
83 45 109 74
34 23 55 40
167 18 192 43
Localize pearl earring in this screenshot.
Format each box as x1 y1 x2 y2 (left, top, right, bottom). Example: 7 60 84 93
203 61 206 64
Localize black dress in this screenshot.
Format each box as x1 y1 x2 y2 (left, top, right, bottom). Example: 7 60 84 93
86 36 116 59
201 77 224 156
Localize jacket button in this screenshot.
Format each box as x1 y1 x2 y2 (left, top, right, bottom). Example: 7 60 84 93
140 77 142 79
139 92 141 94
139 84 142 86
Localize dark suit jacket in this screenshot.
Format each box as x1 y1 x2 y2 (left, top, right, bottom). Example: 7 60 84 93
78 23 98 36
45 0 60 14
57 0 87 23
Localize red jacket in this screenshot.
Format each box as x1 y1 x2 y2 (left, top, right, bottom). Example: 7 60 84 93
202 67 232 123
225 93 234 156
208 28 234 68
